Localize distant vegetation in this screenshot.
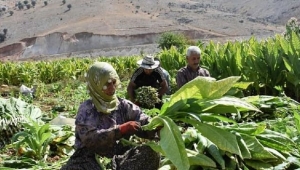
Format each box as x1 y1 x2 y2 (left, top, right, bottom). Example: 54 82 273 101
67 4 72 10
157 32 188 50
31 1 36 7
0 29 7 43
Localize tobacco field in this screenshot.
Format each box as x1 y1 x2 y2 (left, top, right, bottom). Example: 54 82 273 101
0 21 300 169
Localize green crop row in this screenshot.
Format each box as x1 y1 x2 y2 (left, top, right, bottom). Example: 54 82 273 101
1 32 300 101
158 32 300 101
0 57 140 86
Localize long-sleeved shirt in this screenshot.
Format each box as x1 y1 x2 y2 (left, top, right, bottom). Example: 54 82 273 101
176 65 210 89
161 67 171 95
74 98 150 158
130 67 165 89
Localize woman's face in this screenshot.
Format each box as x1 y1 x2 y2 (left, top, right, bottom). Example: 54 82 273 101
102 79 117 96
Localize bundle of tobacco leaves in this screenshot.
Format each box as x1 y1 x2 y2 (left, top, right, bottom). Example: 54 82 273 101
135 86 161 109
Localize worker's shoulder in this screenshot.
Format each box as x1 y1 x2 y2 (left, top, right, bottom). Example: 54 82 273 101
177 66 188 73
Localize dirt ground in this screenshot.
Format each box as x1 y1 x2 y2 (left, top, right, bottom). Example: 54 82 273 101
0 0 299 59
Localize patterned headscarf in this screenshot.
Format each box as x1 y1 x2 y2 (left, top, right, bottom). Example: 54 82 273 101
85 62 120 114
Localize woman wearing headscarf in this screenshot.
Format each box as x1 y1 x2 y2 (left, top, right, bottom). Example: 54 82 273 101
61 62 160 170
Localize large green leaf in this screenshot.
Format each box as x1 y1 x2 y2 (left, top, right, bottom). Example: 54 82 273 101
235 132 251 159
220 123 266 136
143 116 189 170
282 57 292 72
206 139 225 169
240 134 277 160
264 147 286 161
190 96 261 113
39 132 52 148
199 114 237 124
160 99 189 117
291 31 300 52
294 111 300 132
279 35 289 55
0 97 42 122
38 124 50 141
161 76 241 115
182 119 242 157
245 160 273 170
146 141 166 156
188 154 216 168
256 134 294 152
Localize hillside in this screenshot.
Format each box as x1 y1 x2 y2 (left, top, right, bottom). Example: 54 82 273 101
0 0 299 60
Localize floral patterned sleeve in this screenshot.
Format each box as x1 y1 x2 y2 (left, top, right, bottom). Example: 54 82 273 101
74 99 153 157
122 99 150 125
74 100 122 156
121 99 156 139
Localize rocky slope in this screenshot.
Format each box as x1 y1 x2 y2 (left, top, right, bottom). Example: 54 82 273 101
0 0 299 61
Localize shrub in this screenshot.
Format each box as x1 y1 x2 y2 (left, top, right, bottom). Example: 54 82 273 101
18 4 24 10
31 1 36 7
135 86 161 109
284 17 300 38
157 32 187 50
44 1 48 6
0 34 6 43
24 0 28 5
67 4 71 10
3 28 7 35
62 0 66 5
9 11 14 16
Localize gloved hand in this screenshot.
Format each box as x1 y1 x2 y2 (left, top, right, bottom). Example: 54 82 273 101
119 121 141 135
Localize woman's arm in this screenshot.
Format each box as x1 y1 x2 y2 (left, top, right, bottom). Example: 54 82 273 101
123 99 158 139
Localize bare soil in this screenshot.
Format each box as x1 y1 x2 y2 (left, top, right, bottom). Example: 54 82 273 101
0 0 299 60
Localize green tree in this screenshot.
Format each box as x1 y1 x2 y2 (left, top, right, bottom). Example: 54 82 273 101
18 4 24 10
284 17 300 38
67 4 72 10
62 0 66 5
0 34 6 43
31 1 36 7
24 0 28 5
3 28 7 35
9 11 14 16
157 32 187 50
44 1 48 6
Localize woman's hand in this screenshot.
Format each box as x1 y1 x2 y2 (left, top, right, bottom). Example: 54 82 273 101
119 121 141 135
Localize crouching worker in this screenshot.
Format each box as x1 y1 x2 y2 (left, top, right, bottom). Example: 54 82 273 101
61 62 160 170
127 55 168 109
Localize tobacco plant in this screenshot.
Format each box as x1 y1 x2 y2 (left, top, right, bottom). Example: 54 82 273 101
142 77 300 170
